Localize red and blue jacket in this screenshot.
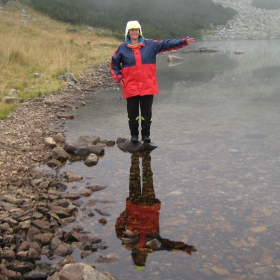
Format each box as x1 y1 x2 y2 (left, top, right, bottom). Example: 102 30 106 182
110 37 189 99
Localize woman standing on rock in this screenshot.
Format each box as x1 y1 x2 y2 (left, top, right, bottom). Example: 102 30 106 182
110 21 195 143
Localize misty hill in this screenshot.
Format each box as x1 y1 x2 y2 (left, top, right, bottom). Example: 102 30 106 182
19 0 238 40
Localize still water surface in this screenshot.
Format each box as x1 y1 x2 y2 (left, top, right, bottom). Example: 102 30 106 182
54 40 280 279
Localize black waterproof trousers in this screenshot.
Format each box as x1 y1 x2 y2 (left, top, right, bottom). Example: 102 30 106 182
126 95 153 137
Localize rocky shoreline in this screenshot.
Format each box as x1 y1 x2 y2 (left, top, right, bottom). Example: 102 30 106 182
203 0 280 41
0 62 119 279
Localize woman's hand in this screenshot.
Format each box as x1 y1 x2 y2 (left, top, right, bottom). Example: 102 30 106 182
186 36 195 45
119 80 124 87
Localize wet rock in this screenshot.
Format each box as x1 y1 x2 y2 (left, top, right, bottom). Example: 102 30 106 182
95 254 119 264
49 205 71 219
78 135 100 145
0 248 16 261
253 266 274 275
27 227 42 241
59 255 75 266
63 142 104 157
22 270 48 280
44 137 57 148
122 230 134 237
3 234 16 244
33 233 54 246
146 238 161 250
47 159 63 169
41 246 53 258
0 201 16 211
98 218 107 225
55 183 68 192
166 190 183 196
94 209 110 217
86 185 107 192
193 47 219 53
39 181 50 189
0 223 10 233
71 199 84 207
84 154 99 166
50 236 62 250
54 263 109 280
87 211 95 217
70 242 84 249
6 260 35 274
64 171 83 182
167 55 185 67
249 225 267 233
16 251 29 261
0 212 10 221
66 205 77 214
3 195 24 206
17 241 31 252
27 247 41 260
69 232 101 244
52 147 69 161
19 220 31 229
53 133 65 145
234 50 245 55
116 137 157 153
81 251 92 258
56 112 74 120
53 244 72 257
96 142 106 147
80 189 93 197
0 265 22 279
31 220 51 230
101 139 115 147
3 217 18 226
211 266 229 275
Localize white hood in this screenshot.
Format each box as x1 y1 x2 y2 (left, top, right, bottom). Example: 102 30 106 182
125 21 142 39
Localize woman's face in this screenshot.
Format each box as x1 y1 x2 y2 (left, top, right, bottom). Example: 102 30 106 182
128 28 140 40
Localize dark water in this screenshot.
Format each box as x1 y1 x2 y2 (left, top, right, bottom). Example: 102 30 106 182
49 40 280 279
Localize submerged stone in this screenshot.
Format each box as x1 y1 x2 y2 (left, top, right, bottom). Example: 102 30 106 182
116 137 157 154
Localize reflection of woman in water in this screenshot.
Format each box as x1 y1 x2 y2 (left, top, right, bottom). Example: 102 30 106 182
115 152 197 269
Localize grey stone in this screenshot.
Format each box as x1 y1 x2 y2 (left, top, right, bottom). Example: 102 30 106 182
116 137 157 153
52 147 69 161
23 270 48 280
58 263 109 280
84 154 99 166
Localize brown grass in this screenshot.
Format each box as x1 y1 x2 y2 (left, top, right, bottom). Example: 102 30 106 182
0 2 120 119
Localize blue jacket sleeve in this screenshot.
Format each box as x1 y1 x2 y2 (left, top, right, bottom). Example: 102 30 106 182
151 38 189 54
110 45 124 83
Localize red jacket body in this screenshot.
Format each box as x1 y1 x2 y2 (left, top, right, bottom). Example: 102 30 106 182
116 200 161 248
110 38 189 99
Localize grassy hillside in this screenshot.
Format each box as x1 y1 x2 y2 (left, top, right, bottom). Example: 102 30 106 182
25 0 237 40
0 1 120 119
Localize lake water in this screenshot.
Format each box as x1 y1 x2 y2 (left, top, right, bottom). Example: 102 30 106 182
52 40 280 279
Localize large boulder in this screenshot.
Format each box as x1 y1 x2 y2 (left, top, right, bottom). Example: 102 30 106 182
47 263 110 280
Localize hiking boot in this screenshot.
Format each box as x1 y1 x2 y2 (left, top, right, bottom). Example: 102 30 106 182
131 135 138 143
142 136 151 143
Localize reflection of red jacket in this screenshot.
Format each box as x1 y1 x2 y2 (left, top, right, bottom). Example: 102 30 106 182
116 200 161 248
110 38 189 99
